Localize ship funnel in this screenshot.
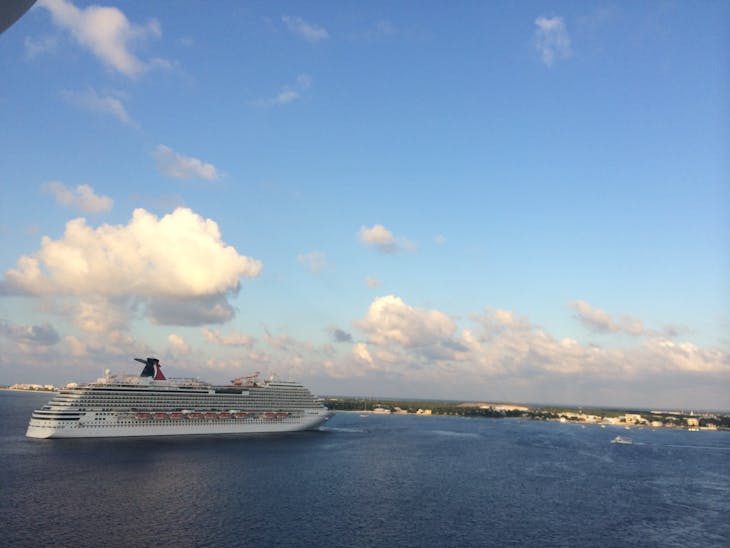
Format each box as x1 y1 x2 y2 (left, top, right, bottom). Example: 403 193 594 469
154 362 166 381
134 357 158 377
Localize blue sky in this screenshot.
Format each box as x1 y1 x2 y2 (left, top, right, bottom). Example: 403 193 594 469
1 0 728 409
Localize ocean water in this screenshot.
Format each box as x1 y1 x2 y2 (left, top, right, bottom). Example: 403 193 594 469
2 391 729 547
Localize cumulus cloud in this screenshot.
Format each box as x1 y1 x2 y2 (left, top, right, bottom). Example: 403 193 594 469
0 320 60 346
534 16 572 67
1 207 261 328
38 0 170 77
282 15 329 43
252 73 313 108
570 300 645 336
152 145 219 181
202 327 255 347
357 295 457 349
347 297 730 398
352 342 373 365
167 333 190 354
61 88 137 127
42 181 113 213
358 224 414 254
298 251 326 273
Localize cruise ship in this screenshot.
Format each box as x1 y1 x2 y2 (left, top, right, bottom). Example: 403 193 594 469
26 358 332 439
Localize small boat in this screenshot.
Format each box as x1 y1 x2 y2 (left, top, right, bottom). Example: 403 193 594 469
611 436 633 445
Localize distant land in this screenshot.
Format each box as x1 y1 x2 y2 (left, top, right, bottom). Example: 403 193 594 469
325 397 730 431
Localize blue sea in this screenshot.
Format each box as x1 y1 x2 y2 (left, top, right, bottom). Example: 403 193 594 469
2 391 729 547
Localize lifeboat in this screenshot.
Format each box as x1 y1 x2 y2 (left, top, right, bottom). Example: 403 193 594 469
204 412 218 419
188 412 203 419
153 413 168 420
264 412 276 419
135 413 151 420
219 412 232 419
234 412 249 419
170 413 185 419
276 412 288 418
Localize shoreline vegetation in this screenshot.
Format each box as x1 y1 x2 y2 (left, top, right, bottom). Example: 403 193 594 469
325 397 730 431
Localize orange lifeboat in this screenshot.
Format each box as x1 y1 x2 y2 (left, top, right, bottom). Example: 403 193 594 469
170 413 184 419
189 412 203 419
234 412 249 419
153 413 168 420
204 412 218 419
135 413 151 420
219 412 232 419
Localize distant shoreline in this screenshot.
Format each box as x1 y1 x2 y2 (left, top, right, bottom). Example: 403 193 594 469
325 398 730 431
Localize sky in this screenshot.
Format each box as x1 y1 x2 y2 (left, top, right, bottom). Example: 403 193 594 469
1 0 728 410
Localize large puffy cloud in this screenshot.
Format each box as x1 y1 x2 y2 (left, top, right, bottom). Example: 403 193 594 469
3 207 260 297
38 0 170 77
1 207 261 327
349 297 729 395
358 295 456 348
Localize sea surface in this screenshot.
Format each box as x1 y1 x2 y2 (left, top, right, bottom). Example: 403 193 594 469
2 391 729 547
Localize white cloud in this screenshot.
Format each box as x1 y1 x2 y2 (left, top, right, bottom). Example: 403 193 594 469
357 295 457 348
1 207 262 327
38 0 170 78
570 300 645 336
252 73 313 108
282 15 329 43
152 145 219 181
358 224 414 254
167 333 190 354
352 342 373 365
42 181 113 213
298 251 326 273
434 234 447 245
534 16 573 67
61 88 137 127
202 327 255 347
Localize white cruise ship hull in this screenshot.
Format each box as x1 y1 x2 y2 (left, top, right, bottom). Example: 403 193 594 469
27 410 331 439
26 359 332 439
